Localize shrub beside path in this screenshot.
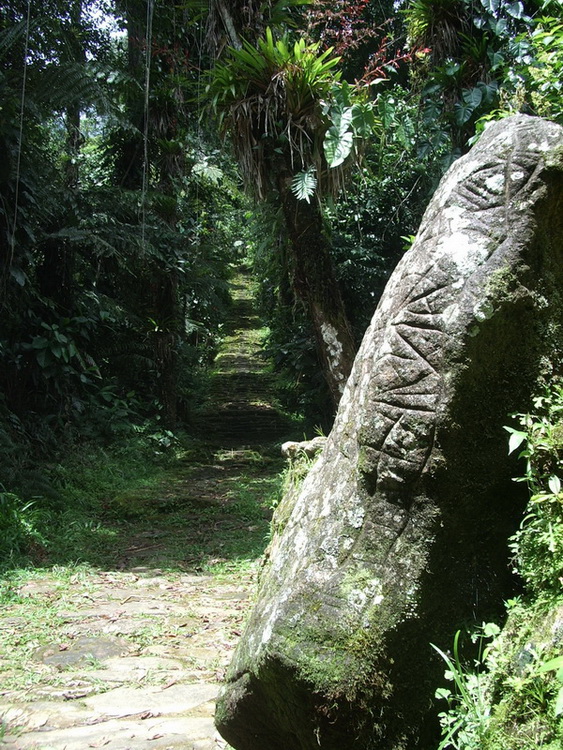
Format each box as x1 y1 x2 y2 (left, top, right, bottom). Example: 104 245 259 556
0 271 295 749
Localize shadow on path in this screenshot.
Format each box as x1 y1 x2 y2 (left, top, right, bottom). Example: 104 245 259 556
0 270 299 750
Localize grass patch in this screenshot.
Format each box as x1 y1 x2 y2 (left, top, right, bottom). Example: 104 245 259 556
1 434 285 578
0 433 201 572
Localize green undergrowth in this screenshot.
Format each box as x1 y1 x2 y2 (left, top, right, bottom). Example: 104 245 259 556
0 431 178 573
433 383 563 749
0 429 286 579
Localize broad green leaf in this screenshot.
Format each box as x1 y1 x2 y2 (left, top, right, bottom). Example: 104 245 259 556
537 655 563 674
487 50 505 70
10 267 26 286
435 687 452 700
549 474 561 494
477 80 499 104
483 622 501 638
331 80 352 108
331 106 353 136
555 685 563 717
31 336 49 350
462 87 483 108
443 61 461 78
422 82 443 97
378 97 396 129
505 428 527 454
323 127 353 168
422 99 442 124
490 18 509 37
351 103 375 137
36 349 48 368
506 1 524 19
453 101 474 126
480 0 500 13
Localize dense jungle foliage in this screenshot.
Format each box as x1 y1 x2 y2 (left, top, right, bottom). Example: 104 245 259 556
1 1 563 745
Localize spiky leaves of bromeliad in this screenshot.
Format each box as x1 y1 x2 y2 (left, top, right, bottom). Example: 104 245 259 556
206 28 375 201
404 0 471 62
206 28 338 198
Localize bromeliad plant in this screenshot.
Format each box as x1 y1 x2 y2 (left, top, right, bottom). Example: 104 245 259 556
206 28 376 202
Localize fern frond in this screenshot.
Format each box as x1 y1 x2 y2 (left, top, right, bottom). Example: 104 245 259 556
291 168 317 202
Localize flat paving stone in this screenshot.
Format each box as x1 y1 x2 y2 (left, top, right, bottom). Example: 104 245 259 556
34 636 131 666
58 599 188 619
3 715 218 749
54 656 188 685
83 682 219 718
0 701 93 730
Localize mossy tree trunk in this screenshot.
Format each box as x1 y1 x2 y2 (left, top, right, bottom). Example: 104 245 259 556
279 178 357 408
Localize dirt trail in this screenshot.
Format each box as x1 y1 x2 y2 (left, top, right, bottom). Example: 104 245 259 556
0 271 295 750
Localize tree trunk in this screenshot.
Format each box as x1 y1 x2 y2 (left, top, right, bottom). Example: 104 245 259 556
150 270 179 427
115 0 182 427
215 0 242 48
38 0 83 316
280 183 357 408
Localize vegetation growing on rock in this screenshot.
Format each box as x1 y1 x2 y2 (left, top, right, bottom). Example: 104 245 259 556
434 383 563 749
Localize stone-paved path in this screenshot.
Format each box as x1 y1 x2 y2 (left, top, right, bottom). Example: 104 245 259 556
0 572 252 749
0 271 295 750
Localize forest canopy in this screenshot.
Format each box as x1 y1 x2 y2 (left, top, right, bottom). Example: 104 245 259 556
1 0 562 475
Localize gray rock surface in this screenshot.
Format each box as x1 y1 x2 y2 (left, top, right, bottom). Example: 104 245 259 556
215 115 563 750
281 436 327 459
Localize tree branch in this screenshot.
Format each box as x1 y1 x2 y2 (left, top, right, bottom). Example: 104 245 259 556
216 0 242 50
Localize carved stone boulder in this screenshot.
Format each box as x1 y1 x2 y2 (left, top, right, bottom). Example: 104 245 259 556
215 115 563 750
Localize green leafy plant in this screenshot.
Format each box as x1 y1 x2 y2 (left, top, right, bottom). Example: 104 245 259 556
504 383 563 597
536 654 563 718
291 167 318 202
513 16 563 124
429 385 563 749
432 623 500 750
0 492 47 566
206 28 376 201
